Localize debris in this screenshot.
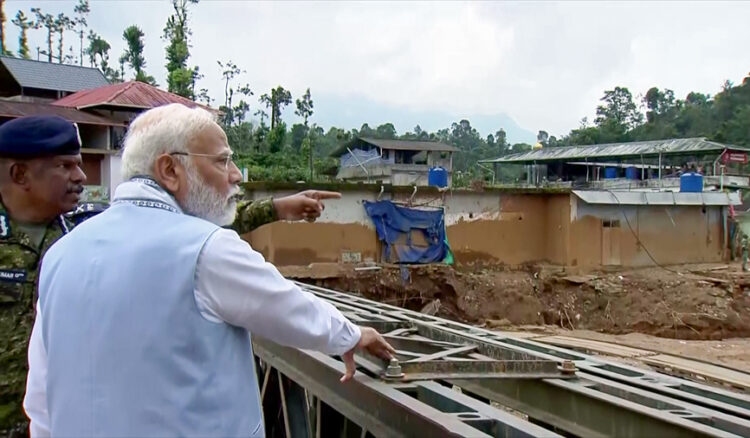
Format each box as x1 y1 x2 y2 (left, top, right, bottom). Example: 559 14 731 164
355 266 382 272
420 299 441 315
486 318 513 328
561 275 598 284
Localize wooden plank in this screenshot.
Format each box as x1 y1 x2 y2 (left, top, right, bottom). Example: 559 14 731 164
642 354 750 392
536 336 655 359
490 331 547 339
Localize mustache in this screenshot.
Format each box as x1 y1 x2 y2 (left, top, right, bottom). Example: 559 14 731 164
228 186 241 202
67 185 84 194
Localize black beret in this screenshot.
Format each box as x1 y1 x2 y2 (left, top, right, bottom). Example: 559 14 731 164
0 115 81 158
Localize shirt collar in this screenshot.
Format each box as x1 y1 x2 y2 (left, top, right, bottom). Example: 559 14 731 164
113 176 184 214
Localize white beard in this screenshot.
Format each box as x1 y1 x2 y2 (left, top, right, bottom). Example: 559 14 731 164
182 163 239 226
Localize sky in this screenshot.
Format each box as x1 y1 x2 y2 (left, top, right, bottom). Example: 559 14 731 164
6 1 750 144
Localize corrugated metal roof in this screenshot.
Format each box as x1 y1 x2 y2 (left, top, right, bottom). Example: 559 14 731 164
0 56 109 92
0 100 124 126
332 137 458 157
480 138 746 164
360 137 458 152
53 81 216 113
573 190 741 206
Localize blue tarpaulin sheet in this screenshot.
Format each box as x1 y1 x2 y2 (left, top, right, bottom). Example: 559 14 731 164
363 200 448 264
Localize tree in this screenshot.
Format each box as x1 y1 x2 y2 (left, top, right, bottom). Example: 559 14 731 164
414 124 428 140
31 8 55 62
254 109 268 127
294 88 314 126
54 13 73 63
358 123 375 138
85 31 119 81
537 130 549 145
120 25 155 85
294 88 314 180
73 0 89 65
495 129 507 154
163 0 199 98
290 123 308 151
486 134 495 148
259 86 292 130
375 123 397 139
196 88 212 106
594 86 643 142
218 60 241 123
266 123 286 153
12 11 34 59
216 60 253 126
0 0 8 55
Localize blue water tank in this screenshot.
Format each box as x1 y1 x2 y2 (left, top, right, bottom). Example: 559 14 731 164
625 166 639 180
604 167 617 179
428 166 449 188
680 172 703 192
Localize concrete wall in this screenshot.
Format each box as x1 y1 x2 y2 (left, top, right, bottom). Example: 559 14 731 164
241 184 726 270
244 185 568 267
81 154 102 185
101 154 123 197
568 198 724 268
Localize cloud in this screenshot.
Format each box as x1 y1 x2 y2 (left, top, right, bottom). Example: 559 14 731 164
6 1 750 138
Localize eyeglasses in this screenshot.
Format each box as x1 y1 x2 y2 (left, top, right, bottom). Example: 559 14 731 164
170 152 234 171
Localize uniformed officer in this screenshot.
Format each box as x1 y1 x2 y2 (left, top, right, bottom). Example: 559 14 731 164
0 116 85 437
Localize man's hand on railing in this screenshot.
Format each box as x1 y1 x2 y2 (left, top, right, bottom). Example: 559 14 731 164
340 327 396 383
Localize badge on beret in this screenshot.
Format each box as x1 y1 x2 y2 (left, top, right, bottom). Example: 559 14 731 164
0 213 9 238
73 122 82 147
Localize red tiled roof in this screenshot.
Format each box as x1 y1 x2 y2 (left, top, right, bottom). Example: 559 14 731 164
52 81 216 113
0 100 125 126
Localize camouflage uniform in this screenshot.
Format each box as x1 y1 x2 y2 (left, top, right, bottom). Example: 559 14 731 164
0 200 70 436
0 197 277 436
231 198 277 234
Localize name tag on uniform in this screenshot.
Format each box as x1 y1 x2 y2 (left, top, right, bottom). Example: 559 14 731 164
0 269 27 283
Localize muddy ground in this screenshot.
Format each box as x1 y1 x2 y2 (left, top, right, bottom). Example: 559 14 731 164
281 262 750 341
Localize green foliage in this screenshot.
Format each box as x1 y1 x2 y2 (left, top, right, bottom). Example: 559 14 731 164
120 25 155 84
290 123 307 151
54 13 73 63
73 0 89 65
266 123 287 153
0 0 7 55
31 8 55 62
163 0 199 98
222 72 750 187
259 86 292 130
85 31 120 81
559 74 750 148
294 88 313 126
11 10 32 59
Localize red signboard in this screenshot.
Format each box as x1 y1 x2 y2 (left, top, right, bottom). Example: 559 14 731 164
722 151 748 164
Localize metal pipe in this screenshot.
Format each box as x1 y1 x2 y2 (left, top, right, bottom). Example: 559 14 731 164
713 150 725 177
586 158 589 182
658 152 662 188
476 162 495 185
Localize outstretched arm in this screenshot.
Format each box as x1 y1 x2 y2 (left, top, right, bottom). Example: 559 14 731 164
230 190 342 234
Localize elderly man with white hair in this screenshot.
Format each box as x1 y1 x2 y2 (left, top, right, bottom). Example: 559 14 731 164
24 103 394 437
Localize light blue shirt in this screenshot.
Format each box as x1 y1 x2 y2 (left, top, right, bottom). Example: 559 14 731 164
25 180 361 437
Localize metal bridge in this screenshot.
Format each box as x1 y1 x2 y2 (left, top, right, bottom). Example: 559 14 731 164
253 282 750 437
